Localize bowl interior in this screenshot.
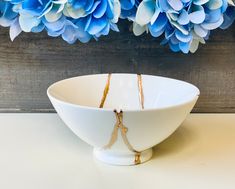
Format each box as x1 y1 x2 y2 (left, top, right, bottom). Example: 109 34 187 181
48 74 200 111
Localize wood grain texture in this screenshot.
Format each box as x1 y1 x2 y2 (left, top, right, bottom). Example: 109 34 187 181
0 21 234 113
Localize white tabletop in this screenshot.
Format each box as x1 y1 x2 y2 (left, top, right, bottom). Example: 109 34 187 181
0 113 235 189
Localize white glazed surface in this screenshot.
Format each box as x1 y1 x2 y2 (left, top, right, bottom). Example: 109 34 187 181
47 74 200 165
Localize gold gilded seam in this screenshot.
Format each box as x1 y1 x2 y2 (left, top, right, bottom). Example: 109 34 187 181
134 152 141 165
99 73 111 108
137 74 144 109
103 110 141 165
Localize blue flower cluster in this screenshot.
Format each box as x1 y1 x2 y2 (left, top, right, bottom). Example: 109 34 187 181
133 0 235 53
0 0 234 53
0 0 121 43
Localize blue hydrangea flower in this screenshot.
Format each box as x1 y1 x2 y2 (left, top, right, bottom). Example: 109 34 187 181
133 0 235 53
61 0 121 42
0 0 234 53
1 0 121 43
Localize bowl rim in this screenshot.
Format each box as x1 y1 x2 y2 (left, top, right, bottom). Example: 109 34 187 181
47 73 200 112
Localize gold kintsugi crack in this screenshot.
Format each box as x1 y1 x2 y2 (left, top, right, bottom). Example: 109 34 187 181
103 110 141 165
137 74 144 109
99 74 145 165
134 152 141 165
99 73 111 108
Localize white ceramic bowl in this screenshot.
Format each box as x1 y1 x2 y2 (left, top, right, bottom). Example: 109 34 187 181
47 74 200 165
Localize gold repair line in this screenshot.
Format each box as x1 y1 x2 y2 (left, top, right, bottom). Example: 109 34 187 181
103 110 119 149
103 110 141 165
99 73 111 108
134 152 141 165
137 74 144 109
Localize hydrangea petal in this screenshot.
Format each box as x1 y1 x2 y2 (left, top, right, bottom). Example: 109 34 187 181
190 39 200 53
201 15 224 29
175 30 192 42
189 5 206 24
178 9 189 25
206 0 223 10
168 0 183 11
194 24 208 37
19 13 41 32
120 0 135 10
179 42 190 53
193 0 210 6
150 8 160 24
136 0 155 26
149 13 167 36
93 0 107 18
86 16 107 35
111 0 121 23
133 22 147 35
10 18 22 41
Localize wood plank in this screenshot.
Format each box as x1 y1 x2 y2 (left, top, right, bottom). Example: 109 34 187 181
0 21 234 113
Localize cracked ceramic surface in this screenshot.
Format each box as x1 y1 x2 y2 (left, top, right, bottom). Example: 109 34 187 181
47 73 200 165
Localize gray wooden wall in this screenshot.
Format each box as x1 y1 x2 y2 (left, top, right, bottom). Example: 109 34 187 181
0 21 234 113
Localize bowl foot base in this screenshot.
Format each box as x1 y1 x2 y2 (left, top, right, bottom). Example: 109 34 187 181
93 148 153 166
